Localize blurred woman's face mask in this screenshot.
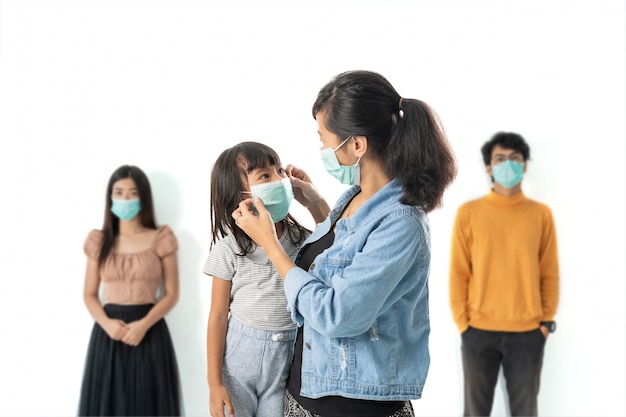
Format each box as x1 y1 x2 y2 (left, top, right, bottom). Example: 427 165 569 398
320 136 361 185
249 178 294 222
111 199 142 221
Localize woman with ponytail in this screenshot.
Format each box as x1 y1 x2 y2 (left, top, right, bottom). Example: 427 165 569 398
234 70 457 417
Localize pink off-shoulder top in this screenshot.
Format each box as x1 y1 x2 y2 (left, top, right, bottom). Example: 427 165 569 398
84 225 178 305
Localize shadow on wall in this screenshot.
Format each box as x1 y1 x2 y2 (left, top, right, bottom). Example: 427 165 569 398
148 169 209 413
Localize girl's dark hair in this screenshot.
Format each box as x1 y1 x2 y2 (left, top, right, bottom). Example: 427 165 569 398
480 131 531 165
312 70 457 212
98 165 157 268
210 141 309 255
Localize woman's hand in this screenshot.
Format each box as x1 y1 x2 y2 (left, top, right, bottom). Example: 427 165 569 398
286 164 323 208
286 164 330 224
103 318 128 341
121 319 149 347
209 384 234 417
233 197 298 278
233 197 278 249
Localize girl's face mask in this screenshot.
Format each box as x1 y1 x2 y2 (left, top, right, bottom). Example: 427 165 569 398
111 199 142 221
249 177 294 222
320 136 361 185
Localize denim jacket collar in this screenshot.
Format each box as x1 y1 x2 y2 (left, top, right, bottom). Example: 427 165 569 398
320 178 403 235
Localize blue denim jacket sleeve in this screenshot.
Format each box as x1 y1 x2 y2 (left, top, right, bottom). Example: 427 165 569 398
283 180 429 338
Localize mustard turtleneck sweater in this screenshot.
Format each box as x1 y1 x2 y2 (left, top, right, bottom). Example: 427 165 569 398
449 190 559 333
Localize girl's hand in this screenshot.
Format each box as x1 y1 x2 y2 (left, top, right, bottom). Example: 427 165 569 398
209 384 234 417
121 320 149 347
103 318 128 341
286 164 323 208
233 198 277 249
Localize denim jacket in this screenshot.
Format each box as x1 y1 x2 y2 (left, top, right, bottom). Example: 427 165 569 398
284 178 431 401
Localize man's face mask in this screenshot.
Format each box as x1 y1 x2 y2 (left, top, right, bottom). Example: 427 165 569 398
492 160 524 188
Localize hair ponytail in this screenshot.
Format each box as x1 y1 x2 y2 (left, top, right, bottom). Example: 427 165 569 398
386 98 457 211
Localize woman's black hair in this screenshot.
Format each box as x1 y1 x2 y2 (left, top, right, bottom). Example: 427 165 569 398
98 165 157 268
312 70 457 212
210 141 309 255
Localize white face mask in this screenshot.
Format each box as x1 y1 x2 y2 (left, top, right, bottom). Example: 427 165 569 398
320 137 361 185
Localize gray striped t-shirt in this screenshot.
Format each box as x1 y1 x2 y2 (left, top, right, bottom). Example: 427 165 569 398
203 231 308 331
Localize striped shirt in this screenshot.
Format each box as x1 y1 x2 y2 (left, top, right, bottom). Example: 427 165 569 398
203 230 307 331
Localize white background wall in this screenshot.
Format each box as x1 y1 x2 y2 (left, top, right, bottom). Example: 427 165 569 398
1 1 624 416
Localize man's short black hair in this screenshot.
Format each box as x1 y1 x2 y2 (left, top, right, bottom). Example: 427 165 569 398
481 131 531 165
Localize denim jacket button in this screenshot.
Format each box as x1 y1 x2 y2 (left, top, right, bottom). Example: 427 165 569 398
305 343 311 350
309 263 315 271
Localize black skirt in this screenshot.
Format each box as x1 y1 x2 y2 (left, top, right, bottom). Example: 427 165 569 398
78 304 183 416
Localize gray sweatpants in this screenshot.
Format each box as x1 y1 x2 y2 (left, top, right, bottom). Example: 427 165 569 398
221 317 296 417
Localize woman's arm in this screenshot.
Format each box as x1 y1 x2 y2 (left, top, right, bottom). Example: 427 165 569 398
284 213 425 338
83 258 128 340
207 277 234 417
121 253 180 346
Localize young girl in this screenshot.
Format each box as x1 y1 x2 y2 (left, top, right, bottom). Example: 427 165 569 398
79 165 183 416
204 142 328 417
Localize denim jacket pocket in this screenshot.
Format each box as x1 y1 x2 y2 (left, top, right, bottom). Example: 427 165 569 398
302 329 356 381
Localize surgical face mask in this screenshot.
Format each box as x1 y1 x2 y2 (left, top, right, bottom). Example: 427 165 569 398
492 160 524 188
249 177 294 222
320 136 361 185
111 199 142 221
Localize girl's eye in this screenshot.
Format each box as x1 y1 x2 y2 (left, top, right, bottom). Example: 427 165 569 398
278 168 285 174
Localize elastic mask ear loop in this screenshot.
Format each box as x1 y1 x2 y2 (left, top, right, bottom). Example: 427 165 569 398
337 136 360 166
238 190 259 216
239 190 252 204
334 136 351 152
